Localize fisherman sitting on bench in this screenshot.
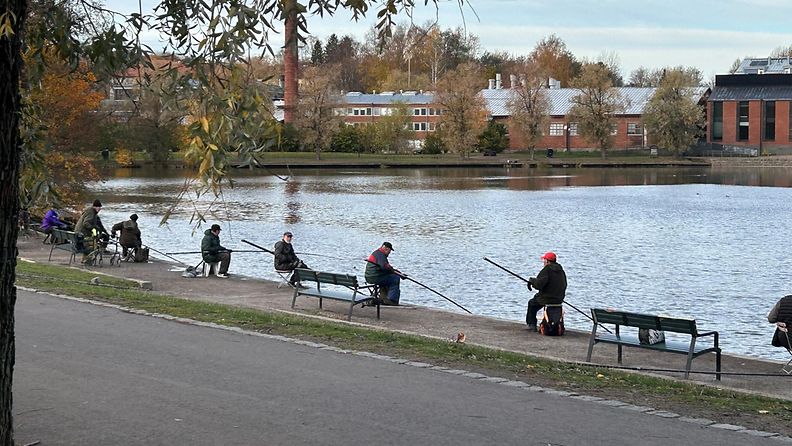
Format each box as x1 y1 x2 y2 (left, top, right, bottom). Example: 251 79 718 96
273 231 309 288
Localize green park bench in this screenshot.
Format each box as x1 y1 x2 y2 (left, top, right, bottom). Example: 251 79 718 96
291 268 381 321
586 308 721 380
48 228 80 266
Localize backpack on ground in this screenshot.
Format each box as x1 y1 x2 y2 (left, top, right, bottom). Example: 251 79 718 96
134 247 149 263
539 305 565 336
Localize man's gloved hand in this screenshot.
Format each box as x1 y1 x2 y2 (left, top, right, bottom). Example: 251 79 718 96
526 282 533 291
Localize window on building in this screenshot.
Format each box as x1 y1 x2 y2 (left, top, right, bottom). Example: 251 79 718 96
738 101 749 140
365 108 372 116
627 123 642 135
373 108 381 116
429 108 436 116
568 123 578 136
114 88 137 100
413 122 427 131
428 122 436 132
764 101 775 141
413 108 420 116
712 102 723 141
420 108 427 115
346 108 353 116
610 124 618 136
549 123 564 136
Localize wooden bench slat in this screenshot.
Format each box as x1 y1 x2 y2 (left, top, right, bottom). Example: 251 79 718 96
659 317 697 334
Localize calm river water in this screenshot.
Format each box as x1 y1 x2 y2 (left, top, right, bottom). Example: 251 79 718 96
89 166 792 360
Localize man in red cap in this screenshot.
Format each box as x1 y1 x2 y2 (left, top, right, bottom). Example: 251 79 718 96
364 242 401 305
525 251 567 332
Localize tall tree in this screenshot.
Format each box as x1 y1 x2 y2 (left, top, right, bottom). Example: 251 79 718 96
594 51 624 87
569 63 624 158
506 64 549 160
434 62 488 158
310 39 324 65
1 1 448 444
529 34 581 87
728 58 743 74
294 65 342 160
642 69 705 157
628 65 702 87
628 66 652 87
771 45 792 57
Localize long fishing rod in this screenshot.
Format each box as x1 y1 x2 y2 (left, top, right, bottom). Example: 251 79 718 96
400 274 472 314
364 259 472 314
483 257 613 334
145 245 188 265
165 250 265 255
241 239 275 255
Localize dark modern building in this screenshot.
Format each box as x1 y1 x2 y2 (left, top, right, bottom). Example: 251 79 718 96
708 58 792 152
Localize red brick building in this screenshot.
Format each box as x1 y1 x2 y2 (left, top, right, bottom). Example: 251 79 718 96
481 86 657 151
337 91 441 148
707 73 792 152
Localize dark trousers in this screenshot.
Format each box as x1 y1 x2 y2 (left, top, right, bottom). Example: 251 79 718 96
286 261 308 284
217 252 231 274
374 274 401 303
525 295 544 326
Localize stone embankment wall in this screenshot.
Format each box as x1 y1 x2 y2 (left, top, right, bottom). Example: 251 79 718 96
707 156 792 167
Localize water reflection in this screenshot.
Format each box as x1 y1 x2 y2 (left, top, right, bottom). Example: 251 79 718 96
92 165 792 360
284 180 302 224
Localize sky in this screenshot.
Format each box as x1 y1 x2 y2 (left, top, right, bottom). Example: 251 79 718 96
106 0 792 81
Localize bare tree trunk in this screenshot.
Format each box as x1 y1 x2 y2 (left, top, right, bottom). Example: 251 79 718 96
282 0 298 124
0 1 27 444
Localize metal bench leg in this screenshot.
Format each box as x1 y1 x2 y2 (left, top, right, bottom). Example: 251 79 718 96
716 351 722 381
291 289 298 309
348 301 354 321
586 324 598 362
685 339 697 379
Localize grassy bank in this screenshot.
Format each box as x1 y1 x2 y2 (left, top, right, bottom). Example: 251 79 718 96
15 261 792 435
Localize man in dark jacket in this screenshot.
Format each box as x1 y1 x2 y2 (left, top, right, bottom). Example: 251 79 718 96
74 200 109 263
273 232 308 286
768 294 792 349
201 224 231 278
364 242 401 305
526 251 567 332
111 214 142 257
74 199 107 238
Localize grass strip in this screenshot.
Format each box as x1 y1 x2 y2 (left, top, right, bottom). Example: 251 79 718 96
15 261 792 433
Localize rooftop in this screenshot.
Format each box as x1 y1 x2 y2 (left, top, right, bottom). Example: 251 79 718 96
735 57 792 75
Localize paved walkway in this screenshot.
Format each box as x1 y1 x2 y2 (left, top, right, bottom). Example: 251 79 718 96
19 235 792 401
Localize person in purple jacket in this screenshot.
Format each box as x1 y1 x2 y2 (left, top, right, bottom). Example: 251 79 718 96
40 209 69 234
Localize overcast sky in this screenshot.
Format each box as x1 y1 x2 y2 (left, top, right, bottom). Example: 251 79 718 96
106 0 792 80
